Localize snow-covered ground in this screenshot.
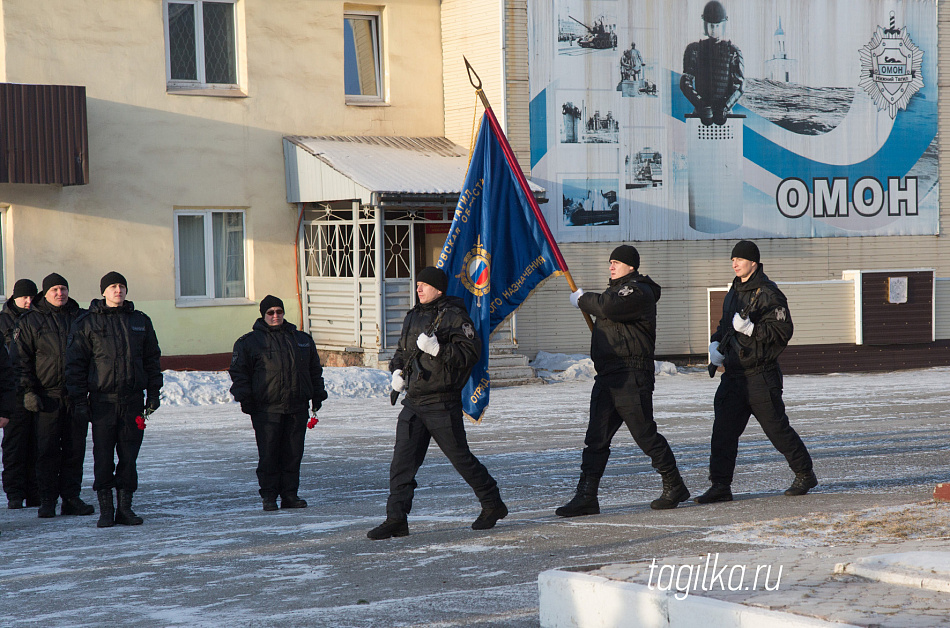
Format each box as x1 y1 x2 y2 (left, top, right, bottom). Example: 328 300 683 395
1 355 948 627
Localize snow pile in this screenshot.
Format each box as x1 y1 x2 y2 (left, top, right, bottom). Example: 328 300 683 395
530 351 678 382
161 370 234 407
323 366 390 398
160 366 391 407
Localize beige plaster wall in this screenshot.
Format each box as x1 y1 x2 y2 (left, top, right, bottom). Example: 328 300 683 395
0 0 444 357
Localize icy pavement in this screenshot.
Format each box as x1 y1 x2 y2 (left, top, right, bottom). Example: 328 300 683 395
1 364 949 626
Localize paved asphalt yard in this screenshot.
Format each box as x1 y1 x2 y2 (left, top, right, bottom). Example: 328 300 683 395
1 368 948 626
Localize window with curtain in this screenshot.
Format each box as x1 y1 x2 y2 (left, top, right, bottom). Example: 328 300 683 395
175 210 246 301
344 13 382 100
166 0 238 88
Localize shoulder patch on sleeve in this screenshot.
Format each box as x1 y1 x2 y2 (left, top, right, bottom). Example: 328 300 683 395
618 284 641 297
776 307 787 321
462 322 475 339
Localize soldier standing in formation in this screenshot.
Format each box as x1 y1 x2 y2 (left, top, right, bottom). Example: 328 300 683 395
695 241 817 503
229 295 327 512
557 246 690 516
1 279 39 509
66 272 163 527
367 267 507 540
15 274 92 519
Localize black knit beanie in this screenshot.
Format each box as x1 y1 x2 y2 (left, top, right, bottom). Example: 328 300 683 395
416 267 448 294
42 273 69 292
11 279 38 299
100 271 127 294
259 295 285 317
730 240 760 263
609 245 640 270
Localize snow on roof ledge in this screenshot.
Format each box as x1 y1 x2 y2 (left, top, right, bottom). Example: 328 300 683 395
283 135 545 204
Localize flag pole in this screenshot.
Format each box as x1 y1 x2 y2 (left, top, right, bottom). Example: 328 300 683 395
463 57 594 332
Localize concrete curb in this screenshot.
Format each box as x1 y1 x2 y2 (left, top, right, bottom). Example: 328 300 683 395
538 569 861 628
834 551 950 593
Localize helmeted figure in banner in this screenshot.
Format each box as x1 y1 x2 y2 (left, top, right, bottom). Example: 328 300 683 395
367 267 507 540
558 246 690 515
229 295 327 512
680 0 744 126
66 272 162 527
695 241 817 504
16 273 93 519
1 278 40 509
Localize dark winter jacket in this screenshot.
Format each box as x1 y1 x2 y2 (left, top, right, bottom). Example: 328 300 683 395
15 297 83 397
0 298 30 351
578 271 660 374
0 344 16 416
711 265 793 373
229 319 327 415
65 299 162 404
389 295 480 404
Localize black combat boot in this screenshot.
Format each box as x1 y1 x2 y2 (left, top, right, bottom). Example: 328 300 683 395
61 496 95 516
650 469 690 510
784 470 818 496
694 483 733 504
367 517 409 540
280 494 308 509
472 501 508 530
115 489 143 525
8 496 24 509
97 489 115 528
555 474 601 517
37 498 57 518
262 497 278 511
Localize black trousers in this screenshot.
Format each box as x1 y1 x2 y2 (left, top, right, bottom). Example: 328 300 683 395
1 403 38 501
386 400 500 520
251 410 307 500
35 396 88 501
580 369 677 478
90 401 145 492
709 366 813 485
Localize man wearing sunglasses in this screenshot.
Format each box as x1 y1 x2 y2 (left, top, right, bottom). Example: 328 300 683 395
229 295 327 512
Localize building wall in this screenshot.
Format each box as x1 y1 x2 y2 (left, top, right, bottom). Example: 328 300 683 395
0 0 445 357
442 0 504 151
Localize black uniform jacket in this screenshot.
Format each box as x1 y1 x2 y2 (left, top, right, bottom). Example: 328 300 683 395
229 319 327 415
15 297 83 396
389 295 480 404
578 271 660 374
0 298 29 351
711 264 793 373
0 344 16 416
65 299 162 404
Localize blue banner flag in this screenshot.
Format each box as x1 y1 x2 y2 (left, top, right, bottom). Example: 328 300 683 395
437 112 562 422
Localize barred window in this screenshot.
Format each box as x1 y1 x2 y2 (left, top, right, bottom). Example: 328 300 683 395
165 1 238 89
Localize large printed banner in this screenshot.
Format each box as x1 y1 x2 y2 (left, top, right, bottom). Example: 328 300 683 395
527 0 938 241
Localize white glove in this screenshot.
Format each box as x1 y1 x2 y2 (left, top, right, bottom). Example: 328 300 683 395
708 341 724 366
416 332 440 356
391 369 405 392
570 288 584 308
732 312 754 336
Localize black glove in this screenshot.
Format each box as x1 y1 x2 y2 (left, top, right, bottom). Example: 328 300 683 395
240 401 255 415
23 391 43 413
146 397 161 413
72 400 90 423
713 107 728 126
700 106 714 126
311 398 322 413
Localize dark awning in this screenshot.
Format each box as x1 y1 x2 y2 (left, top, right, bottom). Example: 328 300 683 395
0 83 89 186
